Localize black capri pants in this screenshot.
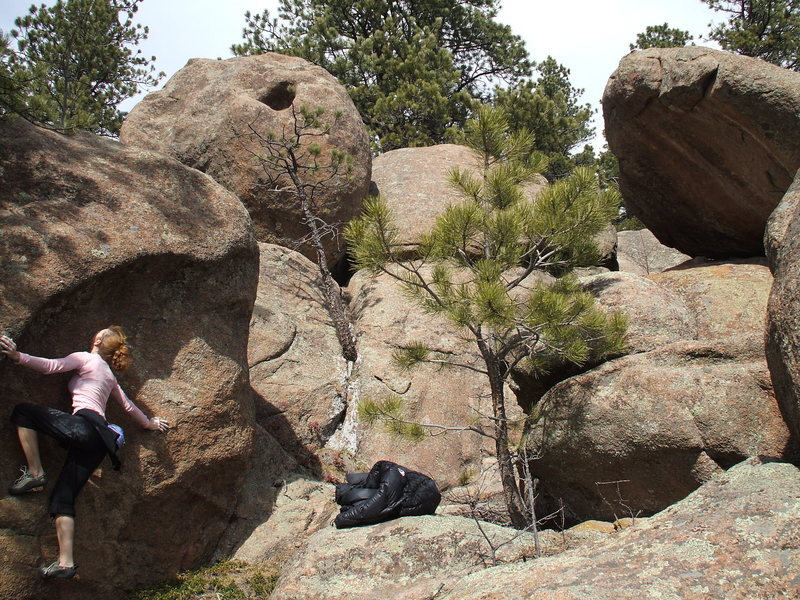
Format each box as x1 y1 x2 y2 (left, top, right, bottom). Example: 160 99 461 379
11 403 107 518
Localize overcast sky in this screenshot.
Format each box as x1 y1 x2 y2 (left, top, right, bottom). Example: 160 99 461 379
1 0 723 149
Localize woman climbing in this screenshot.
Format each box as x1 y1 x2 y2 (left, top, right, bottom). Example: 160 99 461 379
0 326 169 580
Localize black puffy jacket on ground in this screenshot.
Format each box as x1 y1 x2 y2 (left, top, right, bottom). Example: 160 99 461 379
333 460 441 529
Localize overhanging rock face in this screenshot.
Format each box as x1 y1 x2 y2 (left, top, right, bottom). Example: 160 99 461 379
603 46 800 258
0 119 259 600
766 169 800 460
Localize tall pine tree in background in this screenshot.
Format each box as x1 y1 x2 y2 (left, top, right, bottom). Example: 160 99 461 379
7 0 162 135
233 0 531 152
347 105 626 529
494 57 595 181
702 0 800 70
0 30 26 120
629 22 695 50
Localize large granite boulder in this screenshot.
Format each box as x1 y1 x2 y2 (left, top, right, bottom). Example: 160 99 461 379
580 271 695 354
120 52 371 265
765 170 800 460
603 47 800 258
615 228 690 275
442 458 800 599
248 243 351 459
0 120 259 599
371 145 553 257
647 258 772 340
525 335 790 522
372 145 481 256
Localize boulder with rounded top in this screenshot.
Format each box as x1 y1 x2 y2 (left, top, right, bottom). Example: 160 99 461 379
120 52 371 265
0 119 259 600
603 47 800 257
525 334 790 523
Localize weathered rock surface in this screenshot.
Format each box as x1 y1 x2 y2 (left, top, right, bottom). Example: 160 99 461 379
580 271 694 354
372 145 480 256
248 243 350 457
526 334 790 522
215 423 338 565
765 170 800 459
603 47 800 257
442 458 800 599
331 269 518 490
0 119 259 600
648 258 772 340
371 144 549 257
616 229 691 275
270 515 560 600
593 222 619 268
120 52 371 265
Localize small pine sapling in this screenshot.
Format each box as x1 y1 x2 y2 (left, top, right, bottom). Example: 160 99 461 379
346 104 627 529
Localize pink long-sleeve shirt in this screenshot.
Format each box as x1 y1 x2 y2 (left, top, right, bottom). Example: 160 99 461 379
17 351 150 428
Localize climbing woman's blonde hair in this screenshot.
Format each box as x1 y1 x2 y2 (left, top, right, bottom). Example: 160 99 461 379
96 325 131 372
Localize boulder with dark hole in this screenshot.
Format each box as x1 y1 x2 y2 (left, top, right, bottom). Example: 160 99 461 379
120 53 371 266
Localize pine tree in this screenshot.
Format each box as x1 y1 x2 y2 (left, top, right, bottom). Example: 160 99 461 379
9 0 162 135
233 0 530 152
346 105 627 529
629 22 695 50
0 30 24 119
703 0 800 70
493 57 595 181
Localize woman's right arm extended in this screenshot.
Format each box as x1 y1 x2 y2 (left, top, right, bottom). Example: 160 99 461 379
1 336 84 374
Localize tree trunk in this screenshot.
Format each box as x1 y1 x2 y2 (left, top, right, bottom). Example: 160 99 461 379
478 339 528 529
299 195 358 362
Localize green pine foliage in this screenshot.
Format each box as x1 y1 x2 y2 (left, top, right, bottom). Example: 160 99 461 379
357 396 428 441
493 57 595 181
346 105 627 528
7 0 163 135
703 0 800 70
629 22 695 50
0 30 25 119
233 0 530 152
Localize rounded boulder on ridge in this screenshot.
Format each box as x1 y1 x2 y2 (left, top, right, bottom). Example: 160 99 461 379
371 144 548 257
121 52 371 265
603 47 800 258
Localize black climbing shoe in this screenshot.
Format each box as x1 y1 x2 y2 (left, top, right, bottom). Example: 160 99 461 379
39 562 78 579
